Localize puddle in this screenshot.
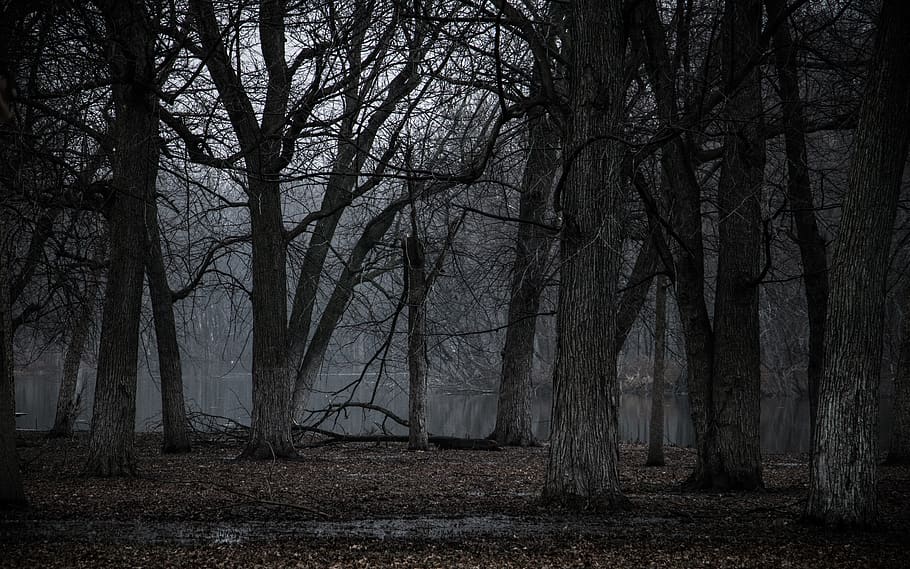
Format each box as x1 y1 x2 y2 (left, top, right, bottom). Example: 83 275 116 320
0 514 675 545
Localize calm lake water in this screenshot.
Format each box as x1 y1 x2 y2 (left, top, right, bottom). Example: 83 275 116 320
14 367 894 454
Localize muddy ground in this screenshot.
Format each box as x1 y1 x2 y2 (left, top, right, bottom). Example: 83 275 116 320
1 432 908 567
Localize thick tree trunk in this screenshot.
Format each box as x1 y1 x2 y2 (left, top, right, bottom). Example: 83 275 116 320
492 104 557 447
49 265 101 438
708 0 765 490
646 276 668 467
542 0 627 509
189 0 295 460
145 207 190 454
85 0 158 477
766 0 828 445
889 286 910 464
241 179 296 459
403 235 429 451
0 225 26 507
806 0 910 527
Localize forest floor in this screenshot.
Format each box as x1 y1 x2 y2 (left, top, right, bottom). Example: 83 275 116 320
1 431 908 568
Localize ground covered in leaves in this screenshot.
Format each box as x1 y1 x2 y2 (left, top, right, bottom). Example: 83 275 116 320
2 432 908 567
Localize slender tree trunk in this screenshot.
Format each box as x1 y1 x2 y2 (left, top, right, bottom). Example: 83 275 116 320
145 207 190 454
287 15 425 413
888 285 910 464
662 139 717 487
806 0 910 527
0 223 26 507
708 0 765 490
647 276 668 466
543 0 627 509
288 173 353 388
493 104 557 447
403 234 429 450
766 0 828 445
290 205 400 416
888 287 910 464
615 235 662 349
49 262 101 438
633 0 717 488
85 0 158 477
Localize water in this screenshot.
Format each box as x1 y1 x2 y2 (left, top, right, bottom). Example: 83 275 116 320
0 514 677 545
13 366 894 454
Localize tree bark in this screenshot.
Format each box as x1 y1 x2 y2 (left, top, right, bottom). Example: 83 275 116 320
403 234 429 451
49 255 102 438
635 0 766 489
766 0 828 445
633 0 716 488
542 0 627 509
806 0 910 527
646 275 668 467
708 0 765 490
189 0 296 459
0 222 26 507
889 285 910 464
492 104 558 447
85 0 159 477
241 178 296 459
145 207 190 454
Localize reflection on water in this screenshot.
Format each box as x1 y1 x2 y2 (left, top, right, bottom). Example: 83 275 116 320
14 367 894 454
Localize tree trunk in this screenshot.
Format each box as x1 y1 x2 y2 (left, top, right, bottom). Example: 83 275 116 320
288 172 353 393
291 204 400 416
49 261 101 438
188 0 296 460
646 276 668 466
633 0 716 488
403 234 429 451
287 18 424 413
85 0 158 477
806 0 910 527
492 103 558 447
241 178 296 459
0 223 26 507
766 0 828 446
708 0 765 490
662 139 718 487
888 285 910 464
145 207 190 454
542 0 627 509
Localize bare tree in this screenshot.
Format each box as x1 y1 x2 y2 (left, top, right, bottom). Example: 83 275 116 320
0 216 26 506
708 0 766 490
542 0 628 508
766 0 828 444
646 275 669 467
806 0 910 527
145 204 191 454
50 238 104 438
403 231 429 450
492 115 558 446
888 284 910 464
85 0 162 476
